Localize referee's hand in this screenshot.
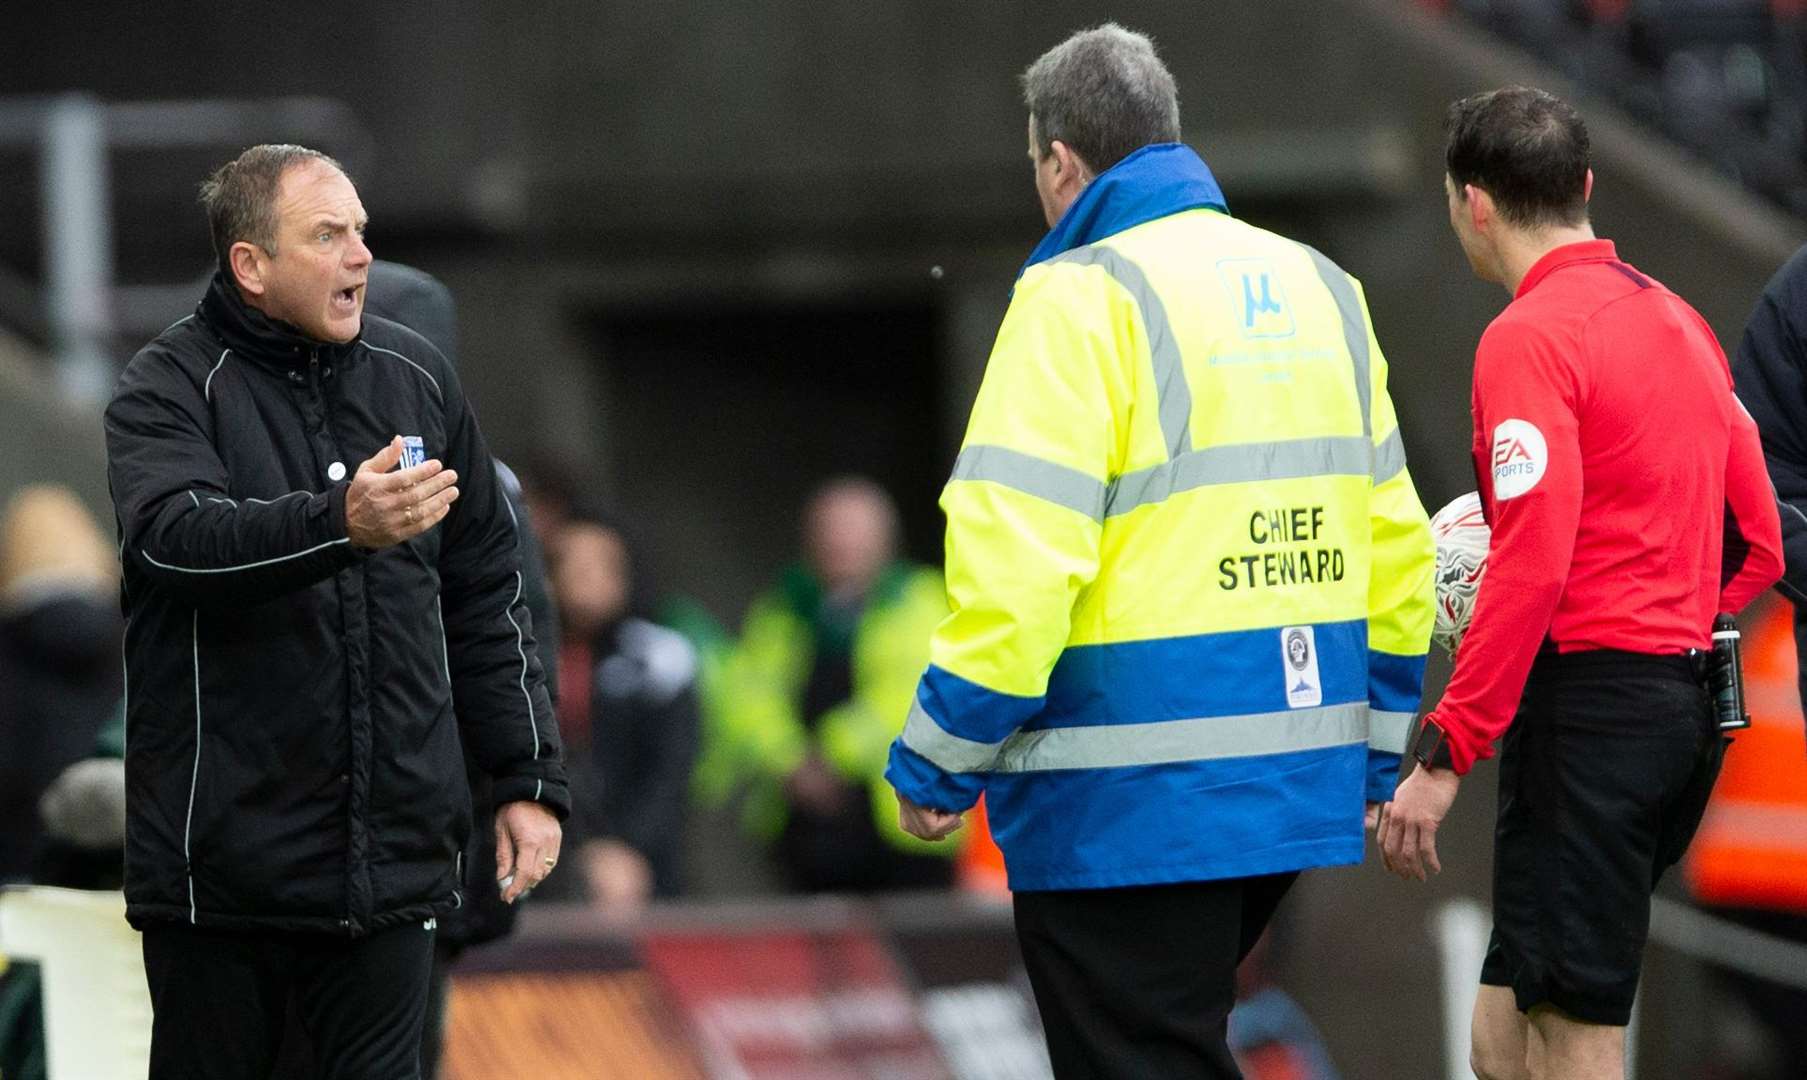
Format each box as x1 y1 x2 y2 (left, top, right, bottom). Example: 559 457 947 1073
1377 764 1461 881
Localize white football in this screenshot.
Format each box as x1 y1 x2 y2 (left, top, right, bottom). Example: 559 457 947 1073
1430 492 1490 658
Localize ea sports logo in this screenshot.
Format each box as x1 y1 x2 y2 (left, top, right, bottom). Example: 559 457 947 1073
1490 419 1547 500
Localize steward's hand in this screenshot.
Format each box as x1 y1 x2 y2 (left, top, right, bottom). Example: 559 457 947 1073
344 436 458 550
896 791 963 842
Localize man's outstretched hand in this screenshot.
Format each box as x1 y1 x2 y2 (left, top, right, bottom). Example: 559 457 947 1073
344 436 458 550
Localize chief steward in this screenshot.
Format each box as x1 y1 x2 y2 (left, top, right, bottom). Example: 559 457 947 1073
883 24 1436 1079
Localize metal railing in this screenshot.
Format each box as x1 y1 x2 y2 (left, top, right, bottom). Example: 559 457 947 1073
0 93 372 404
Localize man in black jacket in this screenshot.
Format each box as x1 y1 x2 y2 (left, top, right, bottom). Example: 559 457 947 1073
1734 245 1807 662
1723 246 1807 1077
104 144 568 1080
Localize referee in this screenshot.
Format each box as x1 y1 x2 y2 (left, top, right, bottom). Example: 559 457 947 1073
1378 88 1783 1080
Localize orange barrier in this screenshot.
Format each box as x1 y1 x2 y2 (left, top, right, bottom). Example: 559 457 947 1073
1684 596 1807 911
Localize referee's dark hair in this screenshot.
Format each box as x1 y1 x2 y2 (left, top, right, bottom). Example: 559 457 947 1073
1445 87 1590 229
199 144 348 276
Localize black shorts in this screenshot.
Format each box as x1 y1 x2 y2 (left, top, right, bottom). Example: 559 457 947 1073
1479 648 1725 1026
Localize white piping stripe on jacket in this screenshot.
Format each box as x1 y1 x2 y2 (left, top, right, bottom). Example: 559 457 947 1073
362 343 443 401
159 313 196 337
497 495 541 762
434 597 452 685
204 349 230 402
185 611 202 924
506 571 539 759
141 536 350 575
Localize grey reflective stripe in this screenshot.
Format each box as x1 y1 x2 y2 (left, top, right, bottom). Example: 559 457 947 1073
903 701 1368 775
141 537 350 575
1368 709 1416 755
1048 245 1192 458
1301 245 1372 440
951 445 1108 522
1106 436 1373 517
1373 428 1408 486
901 700 1007 772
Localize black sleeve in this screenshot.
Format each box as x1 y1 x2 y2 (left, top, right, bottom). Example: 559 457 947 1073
434 362 569 819
1733 245 1807 607
497 463 560 704
104 346 362 609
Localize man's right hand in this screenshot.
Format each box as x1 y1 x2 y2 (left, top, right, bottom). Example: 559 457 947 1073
344 436 459 550
897 792 964 842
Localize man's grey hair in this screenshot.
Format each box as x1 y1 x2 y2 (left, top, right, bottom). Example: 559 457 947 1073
1022 23 1181 174
199 144 347 274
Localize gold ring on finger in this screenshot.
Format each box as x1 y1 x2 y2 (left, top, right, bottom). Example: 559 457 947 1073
544 857 557 867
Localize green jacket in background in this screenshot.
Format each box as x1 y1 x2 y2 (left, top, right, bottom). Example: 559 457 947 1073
702 562 950 856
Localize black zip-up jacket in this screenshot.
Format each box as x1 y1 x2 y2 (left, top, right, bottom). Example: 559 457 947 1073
1733 244 1807 709
105 274 568 936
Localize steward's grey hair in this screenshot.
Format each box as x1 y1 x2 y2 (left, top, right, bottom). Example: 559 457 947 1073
1022 23 1181 174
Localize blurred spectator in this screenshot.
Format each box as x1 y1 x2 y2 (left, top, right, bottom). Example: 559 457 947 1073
718 477 952 893
549 511 700 912
0 485 122 884
0 718 130 1080
519 454 586 552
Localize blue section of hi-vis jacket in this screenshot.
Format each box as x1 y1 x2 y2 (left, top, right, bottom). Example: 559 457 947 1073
1028 621 1367 731
988 747 1366 890
1019 142 1229 279
1368 651 1426 713
889 621 1376 890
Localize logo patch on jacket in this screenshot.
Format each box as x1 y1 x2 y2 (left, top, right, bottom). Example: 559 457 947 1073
1218 258 1295 339
400 435 427 469
1490 419 1547 500
1281 625 1322 708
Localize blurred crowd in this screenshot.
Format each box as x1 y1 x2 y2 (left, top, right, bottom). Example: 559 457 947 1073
1423 0 1807 215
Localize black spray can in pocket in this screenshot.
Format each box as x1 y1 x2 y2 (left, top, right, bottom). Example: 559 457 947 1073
1710 614 1752 731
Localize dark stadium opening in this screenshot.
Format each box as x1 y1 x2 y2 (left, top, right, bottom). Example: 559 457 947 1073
585 298 945 624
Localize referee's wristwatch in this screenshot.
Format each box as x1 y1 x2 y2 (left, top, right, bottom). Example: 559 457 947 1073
1411 717 1456 772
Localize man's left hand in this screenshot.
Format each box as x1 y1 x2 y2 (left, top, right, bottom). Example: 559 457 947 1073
1377 765 1460 882
495 800 562 904
896 792 964 841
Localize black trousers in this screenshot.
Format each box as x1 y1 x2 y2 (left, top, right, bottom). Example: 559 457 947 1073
142 919 436 1080
1013 872 1298 1080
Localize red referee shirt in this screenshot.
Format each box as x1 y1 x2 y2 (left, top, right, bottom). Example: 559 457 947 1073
1428 239 1783 775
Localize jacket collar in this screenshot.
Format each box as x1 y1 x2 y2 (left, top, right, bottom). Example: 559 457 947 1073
196 272 361 372
1020 142 1229 277
1514 239 1619 299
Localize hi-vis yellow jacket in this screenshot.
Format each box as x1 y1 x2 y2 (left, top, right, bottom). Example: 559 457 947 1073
885 144 1435 891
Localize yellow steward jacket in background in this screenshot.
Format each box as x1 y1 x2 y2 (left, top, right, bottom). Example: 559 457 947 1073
885 143 1434 891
